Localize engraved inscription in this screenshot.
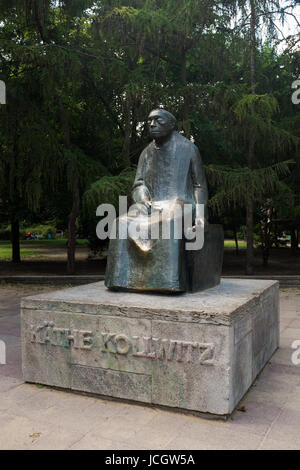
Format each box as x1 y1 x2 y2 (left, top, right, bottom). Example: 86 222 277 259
30 322 93 350
101 332 215 365
115 334 131 355
30 323 215 365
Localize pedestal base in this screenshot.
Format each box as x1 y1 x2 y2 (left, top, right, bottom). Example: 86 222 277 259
21 279 279 417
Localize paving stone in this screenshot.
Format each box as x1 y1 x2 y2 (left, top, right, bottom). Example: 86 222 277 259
166 424 262 450
270 346 296 367
3 383 44 404
0 375 23 392
289 319 300 329
281 328 300 340
30 426 86 450
259 438 300 450
227 401 283 436
69 434 144 450
0 321 21 336
263 408 300 447
19 392 131 434
0 412 52 450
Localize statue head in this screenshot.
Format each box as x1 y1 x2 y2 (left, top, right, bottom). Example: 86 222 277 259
147 109 176 140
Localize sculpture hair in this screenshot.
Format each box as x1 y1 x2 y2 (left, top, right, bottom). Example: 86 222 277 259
150 108 177 129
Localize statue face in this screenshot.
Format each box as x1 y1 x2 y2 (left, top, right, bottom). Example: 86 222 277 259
147 110 175 139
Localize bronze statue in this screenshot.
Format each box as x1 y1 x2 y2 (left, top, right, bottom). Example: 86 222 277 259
105 109 223 293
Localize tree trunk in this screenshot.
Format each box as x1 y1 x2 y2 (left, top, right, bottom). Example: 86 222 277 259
262 248 269 267
246 0 256 275
181 46 190 139
233 227 239 256
291 227 298 254
59 99 80 274
11 121 20 263
67 180 80 274
122 94 132 168
11 218 21 263
274 220 280 247
131 97 139 148
246 193 254 274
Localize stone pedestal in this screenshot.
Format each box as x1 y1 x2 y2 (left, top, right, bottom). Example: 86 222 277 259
21 279 279 417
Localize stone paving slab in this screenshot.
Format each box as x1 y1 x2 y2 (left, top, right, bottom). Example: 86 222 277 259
0 284 299 450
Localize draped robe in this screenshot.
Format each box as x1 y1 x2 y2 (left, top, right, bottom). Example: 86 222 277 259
105 131 208 292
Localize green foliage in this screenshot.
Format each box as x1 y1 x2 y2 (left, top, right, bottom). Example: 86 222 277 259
0 226 11 240
83 167 136 215
206 160 294 213
0 0 299 265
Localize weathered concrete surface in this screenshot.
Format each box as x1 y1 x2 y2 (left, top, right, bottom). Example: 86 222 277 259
21 279 279 416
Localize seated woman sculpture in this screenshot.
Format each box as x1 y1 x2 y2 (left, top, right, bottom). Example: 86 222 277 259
105 109 223 293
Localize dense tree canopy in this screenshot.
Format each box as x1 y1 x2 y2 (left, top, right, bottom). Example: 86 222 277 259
0 0 299 272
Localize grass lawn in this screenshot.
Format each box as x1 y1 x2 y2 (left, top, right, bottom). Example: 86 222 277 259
0 239 88 247
224 239 247 249
0 238 245 260
0 247 43 260
17 238 89 246
0 239 88 261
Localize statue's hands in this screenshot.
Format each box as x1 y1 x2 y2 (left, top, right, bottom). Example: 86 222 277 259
194 202 208 232
132 185 152 214
142 199 152 211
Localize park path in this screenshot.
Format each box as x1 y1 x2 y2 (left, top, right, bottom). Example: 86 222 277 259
0 284 299 450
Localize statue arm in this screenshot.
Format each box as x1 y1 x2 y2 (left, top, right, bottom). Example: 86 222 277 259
132 150 151 210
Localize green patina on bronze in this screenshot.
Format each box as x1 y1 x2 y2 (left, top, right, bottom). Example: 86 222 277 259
105 109 223 293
